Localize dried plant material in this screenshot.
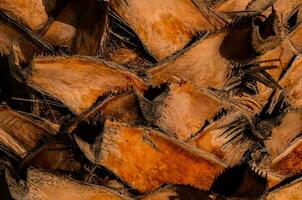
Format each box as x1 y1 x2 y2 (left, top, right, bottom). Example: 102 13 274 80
265 172 285 189
2 165 27 200
2 0 302 198
256 40 297 84
190 111 254 166
269 0 302 23
67 91 143 134
101 30 152 67
250 110 302 187
26 168 130 200
246 0 275 11
215 0 273 13
290 24 302 52
23 142 82 172
0 13 52 63
140 186 179 200
0 0 49 30
99 92 143 125
109 0 229 60
251 38 298 103
147 28 280 115
43 0 108 55
264 111 302 158
137 82 225 140
76 121 227 192
21 56 147 114
264 176 302 200
251 0 302 54
214 0 274 12
279 55 302 108
107 48 139 65
0 106 56 158
214 0 253 12
270 138 302 176
140 185 215 200
148 26 253 89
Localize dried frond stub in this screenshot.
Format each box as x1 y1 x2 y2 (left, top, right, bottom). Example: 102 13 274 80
0 106 56 158
137 82 226 140
67 91 143 134
250 108 302 187
43 0 108 55
109 0 230 60
140 185 215 200
22 141 82 173
279 55 302 108
26 168 131 200
213 0 274 13
264 176 302 200
0 12 52 63
251 0 302 54
17 56 147 114
0 0 50 31
147 25 278 95
190 111 255 166
75 120 227 192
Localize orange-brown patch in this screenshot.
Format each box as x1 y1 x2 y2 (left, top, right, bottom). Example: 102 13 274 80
27 56 147 114
76 121 226 192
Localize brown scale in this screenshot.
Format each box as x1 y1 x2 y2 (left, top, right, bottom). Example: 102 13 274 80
215 0 273 14
136 81 227 140
251 0 302 54
42 0 108 56
278 55 302 109
190 111 255 166
139 185 217 200
264 176 302 200
22 141 82 173
0 106 56 158
0 0 65 31
109 0 230 61
66 91 144 135
250 108 302 188
75 120 227 192
0 12 52 63
25 168 131 200
13 56 148 115
263 111 302 181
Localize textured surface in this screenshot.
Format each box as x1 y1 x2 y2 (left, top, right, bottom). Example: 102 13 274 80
28 56 147 114
110 0 219 60
26 168 128 200
0 0 49 30
0 106 55 157
76 121 226 192
265 177 302 200
148 26 253 89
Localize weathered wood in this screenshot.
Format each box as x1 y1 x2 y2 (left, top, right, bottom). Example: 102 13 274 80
21 56 147 114
76 121 227 192
26 168 131 200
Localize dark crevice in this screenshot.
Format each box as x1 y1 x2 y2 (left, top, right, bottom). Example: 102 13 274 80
269 172 302 192
72 114 104 144
278 55 297 81
286 9 299 32
109 13 157 63
0 167 13 200
143 83 168 101
211 165 247 196
254 11 277 40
